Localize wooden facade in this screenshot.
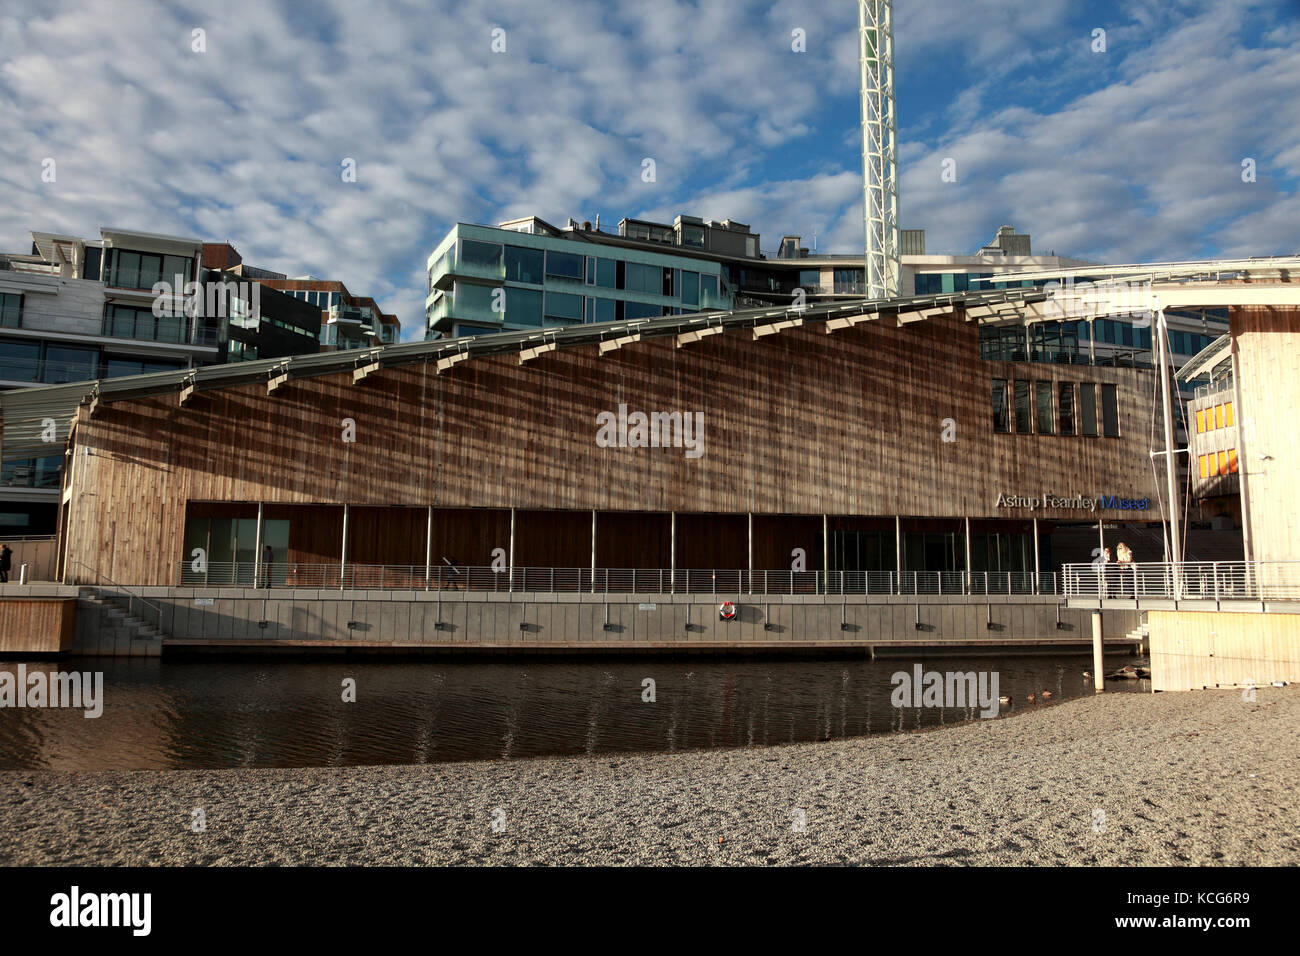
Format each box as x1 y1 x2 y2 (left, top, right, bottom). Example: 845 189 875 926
0 598 76 653
1232 307 1300 564
59 315 1162 586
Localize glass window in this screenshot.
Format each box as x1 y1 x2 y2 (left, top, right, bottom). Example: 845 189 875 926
1218 451 1228 475
0 340 40 382
592 298 616 324
681 271 699 307
798 269 820 290
680 224 705 248
505 287 543 326
1215 404 1225 429
0 293 22 328
992 379 1009 433
504 246 544 284
1101 383 1119 436
545 250 584 281
1058 382 1076 435
543 291 583 324
43 345 99 384
624 262 659 294
1079 383 1098 436
163 254 192 287
1199 454 1208 479
625 302 660 320
594 258 616 288
1228 449 1238 473
700 275 719 308
1035 381 1054 434
1013 381 1032 434
135 252 165 290
1196 409 1206 433
455 282 498 316
115 251 140 288
106 358 143 378
460 239 503 271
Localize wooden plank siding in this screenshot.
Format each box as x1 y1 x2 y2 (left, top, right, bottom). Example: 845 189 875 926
1231 307 1300 565
62 315 1161 586
0 598 76 653
1148 609 1300 691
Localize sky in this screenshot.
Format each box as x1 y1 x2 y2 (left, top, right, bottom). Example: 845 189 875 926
2 0 1298 340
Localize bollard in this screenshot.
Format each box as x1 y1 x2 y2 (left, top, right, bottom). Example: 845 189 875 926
1092 611 1105 693
19 563 28 585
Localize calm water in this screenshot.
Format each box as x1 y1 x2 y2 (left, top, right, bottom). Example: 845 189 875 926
0 653 1148 771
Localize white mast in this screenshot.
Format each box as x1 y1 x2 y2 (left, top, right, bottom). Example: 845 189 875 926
859 0 900 299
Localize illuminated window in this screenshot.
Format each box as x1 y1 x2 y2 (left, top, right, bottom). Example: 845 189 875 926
1215 405 1225 429
1199 455 1208 478
1208 454 1219 477
1225 402 1234 427
1196 409 1206 433
1218 451 1228 475
1228 449 1238 473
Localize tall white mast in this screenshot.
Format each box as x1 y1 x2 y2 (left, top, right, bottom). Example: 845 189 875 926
859 0 900 299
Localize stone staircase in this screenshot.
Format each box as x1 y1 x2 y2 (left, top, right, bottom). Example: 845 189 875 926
1122 615 1150 654
75 589 164 656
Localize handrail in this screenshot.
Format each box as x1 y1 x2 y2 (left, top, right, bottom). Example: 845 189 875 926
1062 560 1300 604
172 561 1061 597
73 560 166 621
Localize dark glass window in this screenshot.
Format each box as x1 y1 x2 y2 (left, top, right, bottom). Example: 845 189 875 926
1101 383 1119 436
505 288 542 326
0 340 40 382
1036 381 1054 434
1058 382 1076 435
681 271 699 307
0 293 21 328
624 263 660 294
1080 383 1098 436
992 379 1009 433
545 250 584 281
43 345 99 384
1013 380 1032 434
504 246 543 284
700 275 719 307
625 301 661 320
460 240 503 271
592 298 616 324
595 258 616 288
543 291 583 323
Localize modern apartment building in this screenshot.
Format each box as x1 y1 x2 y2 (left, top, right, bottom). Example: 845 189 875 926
425 216 731 339
258 278 400 350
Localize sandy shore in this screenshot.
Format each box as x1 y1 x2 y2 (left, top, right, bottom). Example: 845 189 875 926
1 687 1296 865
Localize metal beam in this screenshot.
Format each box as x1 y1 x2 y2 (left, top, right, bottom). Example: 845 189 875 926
436 352 469 373
752 317 804 339
599 333 641 354
676 325 724 347
519 341 557 365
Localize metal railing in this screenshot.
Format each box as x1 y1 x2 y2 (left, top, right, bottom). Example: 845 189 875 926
174 562 1060 596
1063 561 1300 603
73 560 166 626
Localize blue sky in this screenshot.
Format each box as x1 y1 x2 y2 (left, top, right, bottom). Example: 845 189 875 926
2 0 1298 339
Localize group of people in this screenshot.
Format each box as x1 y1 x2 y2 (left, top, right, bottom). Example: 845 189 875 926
1098 541 1135 596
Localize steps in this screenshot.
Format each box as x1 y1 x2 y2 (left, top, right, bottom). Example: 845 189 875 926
76 589 164 656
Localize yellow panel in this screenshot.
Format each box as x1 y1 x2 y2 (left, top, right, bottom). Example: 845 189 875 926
1196 409 1205 433
1225 401 1234 427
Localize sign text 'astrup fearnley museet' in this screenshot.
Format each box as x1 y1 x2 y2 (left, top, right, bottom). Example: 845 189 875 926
994 492 1151 513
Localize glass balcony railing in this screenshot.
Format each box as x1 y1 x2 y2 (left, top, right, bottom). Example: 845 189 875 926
430 249 506 288
1 457 62 489
100 314 221 347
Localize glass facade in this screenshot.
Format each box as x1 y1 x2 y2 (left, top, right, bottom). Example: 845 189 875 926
427 225 731 338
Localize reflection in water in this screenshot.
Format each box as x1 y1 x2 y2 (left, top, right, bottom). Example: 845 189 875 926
0 654 1148 771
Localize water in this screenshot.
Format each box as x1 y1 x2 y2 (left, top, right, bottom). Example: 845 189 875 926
0 653 1148 771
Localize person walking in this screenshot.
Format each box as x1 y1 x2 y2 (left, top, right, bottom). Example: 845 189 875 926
0 543 11 584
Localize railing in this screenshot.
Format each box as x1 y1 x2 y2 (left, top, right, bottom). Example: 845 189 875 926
101 314 221 347
1192 377 1235 402
174 562 1060 596
1063 561 1300 603
73 560 166 625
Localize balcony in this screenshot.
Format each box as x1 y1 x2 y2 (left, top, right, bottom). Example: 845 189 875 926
327 304 374 326
429 247 506 290
101 314 221 348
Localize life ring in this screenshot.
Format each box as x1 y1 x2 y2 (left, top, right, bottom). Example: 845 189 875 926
718 601 737 621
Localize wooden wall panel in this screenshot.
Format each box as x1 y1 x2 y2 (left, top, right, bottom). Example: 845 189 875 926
1149 609 1300 691
1232 307 1300 564
64 316 1163 585
0 598 76 653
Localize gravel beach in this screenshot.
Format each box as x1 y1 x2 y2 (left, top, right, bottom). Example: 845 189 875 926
1 687 1296 866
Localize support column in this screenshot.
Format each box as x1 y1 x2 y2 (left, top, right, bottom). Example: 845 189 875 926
1092 612 1105 693
508 507 516 593
590 509 597 594
895 515 902 594
747 512 753 595
425 506 432 591
670 511 676 594
823 513 829 594
1032 516 1041 594
963 516 972 595
1088 318 1096 364
1156 307 1183 595
340 504 350 591
253 501 264 588
1230 341 1253 565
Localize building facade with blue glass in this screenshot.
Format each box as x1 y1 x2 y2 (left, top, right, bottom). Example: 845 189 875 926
425 219 731 339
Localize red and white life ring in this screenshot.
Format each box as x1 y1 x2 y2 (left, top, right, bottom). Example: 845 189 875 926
718 601 737 621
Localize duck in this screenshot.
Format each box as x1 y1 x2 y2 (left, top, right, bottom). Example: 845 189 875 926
998 695 1011 707
1027 693 1036 703
1042 691 1052 700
